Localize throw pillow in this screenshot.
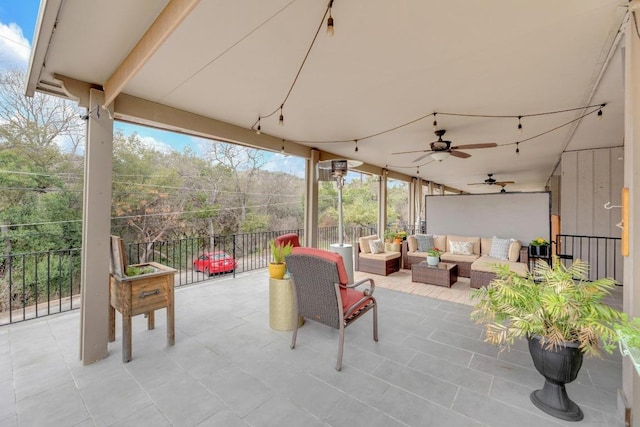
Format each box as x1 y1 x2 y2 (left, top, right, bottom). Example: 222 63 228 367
415 234 434 252
369 239 385 254
450 241 473 255
508 240 522 262
489 236 511 260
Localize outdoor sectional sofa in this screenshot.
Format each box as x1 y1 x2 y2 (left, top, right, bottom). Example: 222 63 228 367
401 234 529 288
355 234 401 276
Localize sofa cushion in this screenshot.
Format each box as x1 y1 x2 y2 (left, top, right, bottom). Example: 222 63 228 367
489 237 511 260
358 235 378 254
434 235 447 251
359 251 401 261
480 237 493 256
508 240 522 262
471 255 528 276
440 253 479 263
450 241 473 255
369 239 385 254
415 234 434 252
407 236 418 252
446 235 480 254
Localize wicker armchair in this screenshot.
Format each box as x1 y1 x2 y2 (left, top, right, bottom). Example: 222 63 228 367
285 247 378 371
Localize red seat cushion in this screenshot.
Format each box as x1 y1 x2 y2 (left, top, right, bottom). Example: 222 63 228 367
341 288 371 313
275 233 300 248
291 247 350 286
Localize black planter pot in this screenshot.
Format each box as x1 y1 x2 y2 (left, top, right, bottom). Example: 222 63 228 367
529 245 539 257
527 335 584 421
538 245 549 257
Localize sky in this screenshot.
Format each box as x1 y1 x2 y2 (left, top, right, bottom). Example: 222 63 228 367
0 0 306 177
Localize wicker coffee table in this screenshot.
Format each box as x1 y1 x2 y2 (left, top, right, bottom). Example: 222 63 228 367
412 261 458 287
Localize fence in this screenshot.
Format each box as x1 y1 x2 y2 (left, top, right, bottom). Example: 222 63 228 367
554 234 623 284
0 225 377 325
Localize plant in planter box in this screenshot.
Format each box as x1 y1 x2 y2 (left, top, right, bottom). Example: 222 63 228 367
268 240 293 279
529 237 550 256
470 258 623 421
384 230 396 243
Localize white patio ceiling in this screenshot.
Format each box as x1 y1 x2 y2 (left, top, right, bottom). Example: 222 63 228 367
27 0 627 193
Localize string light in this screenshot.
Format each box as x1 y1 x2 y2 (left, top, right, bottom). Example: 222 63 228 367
256 117 261 134
597 109 603 120
432 112 438 130
516 142 520 155
517 116 523 133
326 0 335 36
278 105 284 126
354 140 358 152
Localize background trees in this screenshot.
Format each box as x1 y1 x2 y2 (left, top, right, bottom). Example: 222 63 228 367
0 68 410 257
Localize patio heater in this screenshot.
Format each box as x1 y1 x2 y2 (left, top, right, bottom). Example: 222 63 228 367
318 159 363 284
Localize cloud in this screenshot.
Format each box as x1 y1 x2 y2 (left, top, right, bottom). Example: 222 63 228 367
140 135 174 154
0 22 30 71
263 153 305 178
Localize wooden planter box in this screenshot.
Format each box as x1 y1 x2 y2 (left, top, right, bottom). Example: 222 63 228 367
109 262 176 362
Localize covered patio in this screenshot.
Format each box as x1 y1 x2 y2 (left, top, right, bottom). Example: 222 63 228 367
1 270 624 426
21 0 640 424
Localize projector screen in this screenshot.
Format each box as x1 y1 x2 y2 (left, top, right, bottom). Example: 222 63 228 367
425 192 550 244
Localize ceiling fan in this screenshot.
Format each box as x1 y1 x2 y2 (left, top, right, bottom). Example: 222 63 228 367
392 129 497 163
468 173 515 188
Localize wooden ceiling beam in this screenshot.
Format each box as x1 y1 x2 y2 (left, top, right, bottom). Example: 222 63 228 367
102 0 200 108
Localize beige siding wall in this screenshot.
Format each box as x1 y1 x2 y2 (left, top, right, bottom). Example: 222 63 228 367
560 147 624 237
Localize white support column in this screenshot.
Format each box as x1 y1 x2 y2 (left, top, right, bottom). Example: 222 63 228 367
623 6 640 424
378 171 388 236
408 177 416 231
79 89 114 365
304 149 319 248
415 178 424 231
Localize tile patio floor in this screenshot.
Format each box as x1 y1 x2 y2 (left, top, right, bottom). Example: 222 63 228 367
0 269 626 426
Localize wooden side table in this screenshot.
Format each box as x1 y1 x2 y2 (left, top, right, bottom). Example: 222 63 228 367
269 277 304 331
109 262 176 362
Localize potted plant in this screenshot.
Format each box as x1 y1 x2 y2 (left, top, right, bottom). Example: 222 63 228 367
529 237 550 257
426 247 443 266
470 258 623 421
616 315 640 376
384 230 396 243
268 240 293 279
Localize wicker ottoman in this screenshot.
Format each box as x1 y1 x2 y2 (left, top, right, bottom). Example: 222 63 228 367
412 262 458 287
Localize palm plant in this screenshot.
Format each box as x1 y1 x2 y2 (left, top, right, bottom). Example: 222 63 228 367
471 258 623 357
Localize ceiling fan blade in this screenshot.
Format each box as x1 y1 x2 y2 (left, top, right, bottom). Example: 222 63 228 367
467 182 487 185
413 153 431 163
494 181 515 186
450 150 471 159
391 148 430 155
450 143 497 150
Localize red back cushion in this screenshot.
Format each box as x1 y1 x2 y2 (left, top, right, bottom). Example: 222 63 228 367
275 233 301 248
291 247 349 286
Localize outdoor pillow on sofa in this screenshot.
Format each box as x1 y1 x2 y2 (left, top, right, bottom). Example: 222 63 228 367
489 236 511 260
450 241 473 255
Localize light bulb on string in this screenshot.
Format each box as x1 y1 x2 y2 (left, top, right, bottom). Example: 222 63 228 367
256 118 261 135
597 109 603 120
517 116 523 134
516 142 520 155
432 112 438 130
354 140 358 152
326 1 335 36
278 106 284 126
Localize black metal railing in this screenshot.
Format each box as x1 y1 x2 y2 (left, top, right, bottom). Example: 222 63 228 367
0 225 377 325
554 234 623 284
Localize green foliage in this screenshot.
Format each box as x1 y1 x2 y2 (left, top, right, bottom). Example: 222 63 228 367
470 258 623 357
616 315 640 350
125 265 156 276
269 240 293 264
